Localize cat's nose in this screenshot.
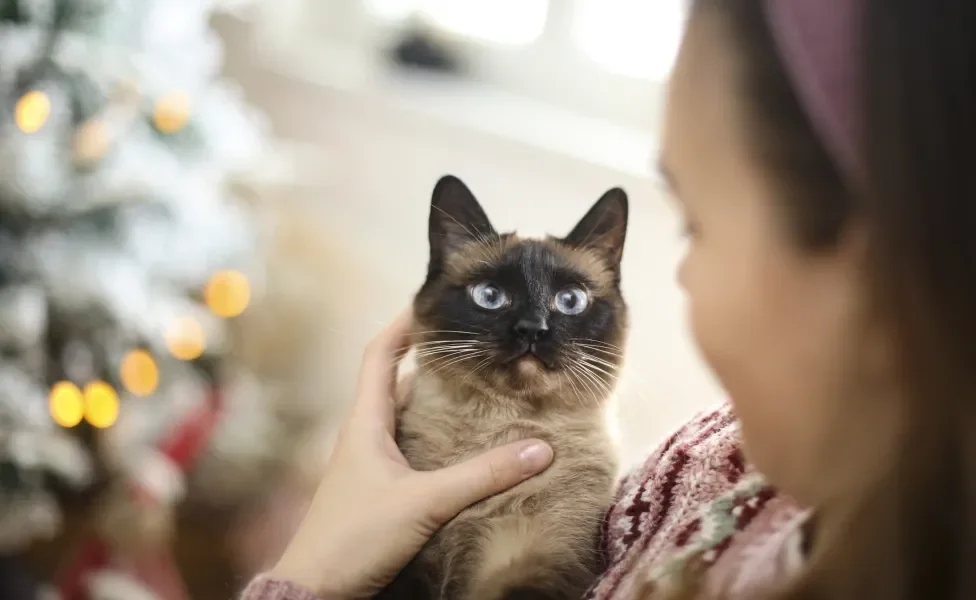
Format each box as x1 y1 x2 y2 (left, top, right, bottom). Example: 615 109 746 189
513 317 549 342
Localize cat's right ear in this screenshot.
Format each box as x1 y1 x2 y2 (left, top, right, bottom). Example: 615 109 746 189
564 187 629 269
428 175 497 267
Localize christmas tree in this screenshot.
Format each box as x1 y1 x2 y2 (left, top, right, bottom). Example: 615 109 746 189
0 0 267 555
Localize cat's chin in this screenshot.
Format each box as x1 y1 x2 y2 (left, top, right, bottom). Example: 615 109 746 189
513 355 547 378
478 356 563 397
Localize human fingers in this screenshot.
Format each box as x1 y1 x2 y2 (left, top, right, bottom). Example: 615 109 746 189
420 439 553 524
354 308 414 419
394 370 416 408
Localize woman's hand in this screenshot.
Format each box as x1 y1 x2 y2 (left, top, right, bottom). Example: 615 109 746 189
269 309 554 599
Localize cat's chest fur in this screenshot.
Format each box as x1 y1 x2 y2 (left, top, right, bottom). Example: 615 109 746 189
396 375 617 515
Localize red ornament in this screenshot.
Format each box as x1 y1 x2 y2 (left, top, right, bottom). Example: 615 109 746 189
53 387 225 600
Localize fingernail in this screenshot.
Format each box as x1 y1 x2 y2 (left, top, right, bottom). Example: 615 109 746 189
518 442 553 477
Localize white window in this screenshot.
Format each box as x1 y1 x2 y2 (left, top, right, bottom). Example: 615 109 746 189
364 0 549 45
267 0 688 128
573 0 687 80
362 0 413 21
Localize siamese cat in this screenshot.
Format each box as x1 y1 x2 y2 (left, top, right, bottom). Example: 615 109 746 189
383 175 629 600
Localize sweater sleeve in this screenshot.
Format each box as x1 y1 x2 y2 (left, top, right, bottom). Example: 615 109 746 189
602 404 735 566
240 575 321 600
586 402 809 600
586 404 742 599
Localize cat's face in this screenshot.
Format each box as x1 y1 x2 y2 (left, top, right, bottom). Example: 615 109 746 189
413 175 629 403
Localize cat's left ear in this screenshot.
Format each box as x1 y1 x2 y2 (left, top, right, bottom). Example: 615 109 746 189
428 175 498 268
564 188 629 269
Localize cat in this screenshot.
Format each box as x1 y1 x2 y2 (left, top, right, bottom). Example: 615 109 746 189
380 175 629 600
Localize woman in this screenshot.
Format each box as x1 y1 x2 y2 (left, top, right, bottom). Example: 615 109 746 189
243 0 976 597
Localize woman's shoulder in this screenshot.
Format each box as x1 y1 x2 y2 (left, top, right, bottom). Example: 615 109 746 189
615 404 746 520
587 403 806 600
602 403 744 562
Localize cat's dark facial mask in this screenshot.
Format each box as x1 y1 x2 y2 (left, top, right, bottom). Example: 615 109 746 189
413 175 629 402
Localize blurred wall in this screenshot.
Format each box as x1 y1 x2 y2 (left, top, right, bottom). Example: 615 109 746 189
214 13 724 469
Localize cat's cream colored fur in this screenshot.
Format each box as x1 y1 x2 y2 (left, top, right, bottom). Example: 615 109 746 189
396 368 619 599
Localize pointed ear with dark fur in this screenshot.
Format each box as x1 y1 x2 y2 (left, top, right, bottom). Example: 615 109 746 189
428 175 497 270
563 188 629 270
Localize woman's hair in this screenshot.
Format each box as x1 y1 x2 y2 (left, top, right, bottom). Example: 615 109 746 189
667 0 976 598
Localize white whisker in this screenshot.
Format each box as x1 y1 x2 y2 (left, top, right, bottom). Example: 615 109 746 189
582 355 619 381
411 339 487 347
423 350 491 379
412 349 481 370
461 356 495 386
568 361 600 406
573 342 623 359
408 329 486 337
411 347 481 361
573 348 622 369
573 338 624 351
563 364 586 407
575 361 611 398
408 349 491 395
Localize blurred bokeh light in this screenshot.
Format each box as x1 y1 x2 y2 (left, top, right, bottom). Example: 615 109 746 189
82 381 120 429
15 90 51 134
205 269 252 318
120 349 161 398
49 381 84 428
165 316 207 361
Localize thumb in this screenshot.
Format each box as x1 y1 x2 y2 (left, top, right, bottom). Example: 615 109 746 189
422 440 553 523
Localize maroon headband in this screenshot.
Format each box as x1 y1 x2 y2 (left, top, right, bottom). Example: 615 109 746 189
763 0 865 182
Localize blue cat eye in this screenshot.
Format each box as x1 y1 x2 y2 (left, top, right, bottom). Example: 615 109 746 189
469 282 508 310
554 286 589 316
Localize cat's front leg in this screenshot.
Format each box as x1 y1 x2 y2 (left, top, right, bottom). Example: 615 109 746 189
437 521 486 600
375 559 435 600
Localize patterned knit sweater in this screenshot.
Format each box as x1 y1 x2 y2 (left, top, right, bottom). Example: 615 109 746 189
241 404 810 600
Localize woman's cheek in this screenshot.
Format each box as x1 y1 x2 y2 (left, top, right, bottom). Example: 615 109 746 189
681 245 760 403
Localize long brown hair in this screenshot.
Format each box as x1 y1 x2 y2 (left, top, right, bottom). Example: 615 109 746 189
667 0 976 598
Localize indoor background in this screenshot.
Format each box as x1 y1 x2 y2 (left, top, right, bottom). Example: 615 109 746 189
2 1 725 597
219 0 721 467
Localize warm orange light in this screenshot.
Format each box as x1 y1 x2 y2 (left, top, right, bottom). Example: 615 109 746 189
120 349 159 397
49 381 84 428
152 91 190 134
83 381 120 429
15 91 51 134
74 118 111 164
204 269 251 318
164 316 205 360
